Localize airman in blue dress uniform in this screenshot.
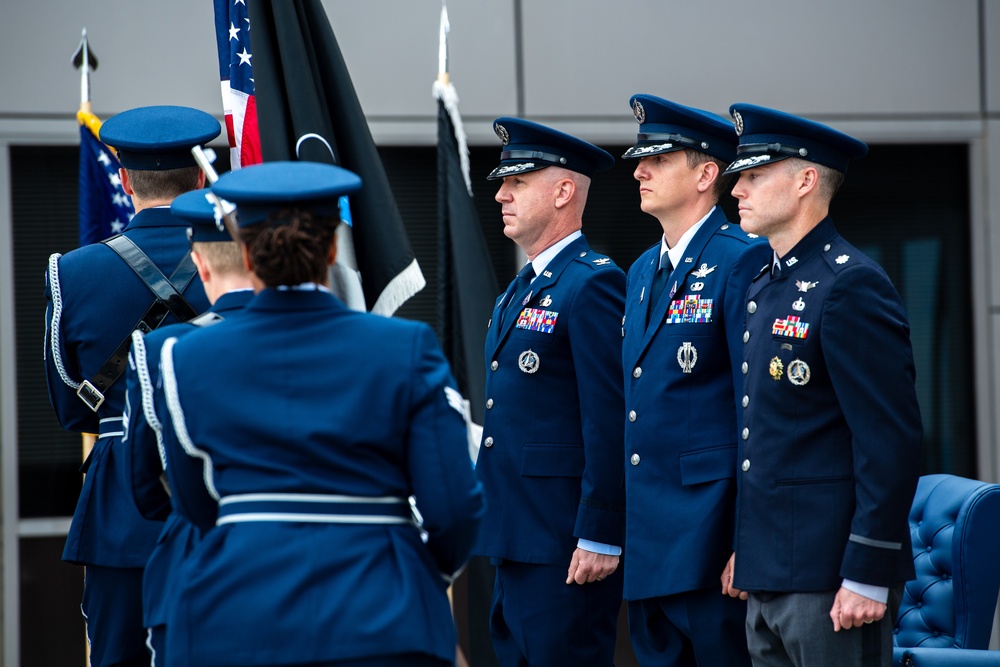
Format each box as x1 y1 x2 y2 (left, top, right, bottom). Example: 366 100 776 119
720 104 922 667
475 118 626 666
158 161 485 667
620 95 770 666
44 105 218 667
123 188 254 664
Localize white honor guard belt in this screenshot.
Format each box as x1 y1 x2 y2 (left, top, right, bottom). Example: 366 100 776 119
215 493 417 526
98 416 125 440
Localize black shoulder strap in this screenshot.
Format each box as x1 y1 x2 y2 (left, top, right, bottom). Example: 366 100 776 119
75 236 201 412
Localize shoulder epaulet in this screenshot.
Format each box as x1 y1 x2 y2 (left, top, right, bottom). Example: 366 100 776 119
574 249 618 271
820 239 858 273
716 222 763 244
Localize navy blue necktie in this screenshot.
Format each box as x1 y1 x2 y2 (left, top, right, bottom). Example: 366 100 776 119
649 252 673 308
505 263 535 326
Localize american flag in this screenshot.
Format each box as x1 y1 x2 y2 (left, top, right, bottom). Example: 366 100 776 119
214 0 261 169
77 109 133 245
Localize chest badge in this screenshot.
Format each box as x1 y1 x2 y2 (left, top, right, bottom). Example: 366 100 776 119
539 294 553 307
690 281 705 292
691 263 717 279
792 298 805 312
796 280 818 292
518 349 540 374
677 342 698 374
787 359 811 386
769 357 784 381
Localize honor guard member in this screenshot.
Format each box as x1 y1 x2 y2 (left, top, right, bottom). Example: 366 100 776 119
476 118 627 666
123 189 255 664
43 105 218 667
158 161 485 667
720 104 922 667
620 95 769 666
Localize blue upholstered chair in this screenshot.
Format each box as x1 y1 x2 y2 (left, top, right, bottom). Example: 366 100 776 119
893 474 1000 666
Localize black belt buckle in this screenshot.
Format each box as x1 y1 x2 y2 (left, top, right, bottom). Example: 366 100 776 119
76 380 105 412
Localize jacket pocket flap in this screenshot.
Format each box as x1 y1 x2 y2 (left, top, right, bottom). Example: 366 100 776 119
679 445 737 486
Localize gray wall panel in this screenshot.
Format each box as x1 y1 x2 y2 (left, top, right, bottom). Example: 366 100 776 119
324 0 518 121
0 0 220 117
987 0 1000 113
520 0 981 120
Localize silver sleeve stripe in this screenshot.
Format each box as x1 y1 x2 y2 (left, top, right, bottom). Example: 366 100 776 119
47 253 79 389
132 330 167 471
162 337 220 501
849 534 902 550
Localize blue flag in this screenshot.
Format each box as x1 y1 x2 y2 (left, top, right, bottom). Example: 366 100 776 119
78 111 133 246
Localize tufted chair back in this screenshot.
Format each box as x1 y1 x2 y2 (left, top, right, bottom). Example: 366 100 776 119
893 474 1000 664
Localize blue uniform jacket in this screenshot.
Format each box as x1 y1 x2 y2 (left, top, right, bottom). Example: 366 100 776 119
159 288 485 666
44 207 209 567
622 208 770 600
476 235 626 565
734 217 922 592
123 289 254 630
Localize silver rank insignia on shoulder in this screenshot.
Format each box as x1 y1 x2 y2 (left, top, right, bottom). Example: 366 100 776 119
787 359 811 386
593 257 610 265
836 255 850 265
792 298 805 312
539 294 553 307
677 342 698 374
796 280 818 292
692 263 717 279
518 349 540 374
690 281 705 292
747 233 759 238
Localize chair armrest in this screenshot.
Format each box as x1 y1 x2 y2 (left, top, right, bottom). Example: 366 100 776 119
895 647 1000 666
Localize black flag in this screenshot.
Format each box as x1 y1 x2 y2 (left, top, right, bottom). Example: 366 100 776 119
248 0 424 315
435 79 498 424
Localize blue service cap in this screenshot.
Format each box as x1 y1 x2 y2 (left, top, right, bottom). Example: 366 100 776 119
210 161 362 227
724 103 868 175
99 106 221 170
622 95 737 164
487 117 614 180
170 189 232 243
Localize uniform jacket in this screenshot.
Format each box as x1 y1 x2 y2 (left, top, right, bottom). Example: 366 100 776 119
476 235 626 566
622 207 770 600
123 289 253 629
44 207 209 566
734 217 922 592
160 288 485 666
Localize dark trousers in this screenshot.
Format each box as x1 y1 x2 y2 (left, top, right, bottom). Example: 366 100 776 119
628 588 752 667
489 560 622 667
82 565 150 667
746 589 901 667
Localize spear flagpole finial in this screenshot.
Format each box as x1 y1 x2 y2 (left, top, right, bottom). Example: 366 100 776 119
72 28 99 113
437 2 450 85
